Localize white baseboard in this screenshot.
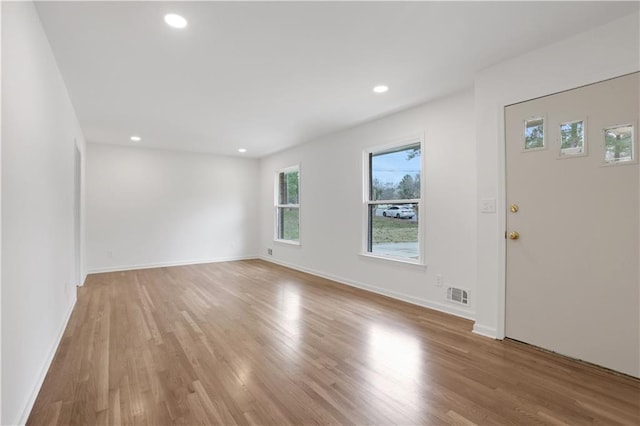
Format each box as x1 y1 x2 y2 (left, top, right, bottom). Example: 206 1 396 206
17 295 77 426
472 323 498 339
87 255 258 274
260 256 476 321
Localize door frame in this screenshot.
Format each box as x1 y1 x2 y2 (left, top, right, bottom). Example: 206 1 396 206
74 143 81 287
73 139 85 287
496 104 508 339
495 72 640 340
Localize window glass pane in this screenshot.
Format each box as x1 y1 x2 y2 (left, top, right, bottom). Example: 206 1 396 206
560 120 585 156
369 203 418 260
524 117 544 149
279 170 299 204
604 125 634 163
278 207 299 241
370 144 421 201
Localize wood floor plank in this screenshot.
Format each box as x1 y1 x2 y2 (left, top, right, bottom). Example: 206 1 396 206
27 259 640 425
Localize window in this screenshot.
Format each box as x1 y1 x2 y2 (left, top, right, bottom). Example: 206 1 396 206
275 166 300 243
559 119 585 157
524 117 544 150
604 125 634 164
365 138 422 262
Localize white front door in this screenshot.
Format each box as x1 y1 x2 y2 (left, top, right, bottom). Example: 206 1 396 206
505 72 639 377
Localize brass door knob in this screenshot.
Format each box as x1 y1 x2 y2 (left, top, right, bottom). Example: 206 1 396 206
508 231 520 240
510 204 519 213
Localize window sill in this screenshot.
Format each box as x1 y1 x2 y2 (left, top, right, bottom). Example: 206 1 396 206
358 252 427 269
274 239 301 247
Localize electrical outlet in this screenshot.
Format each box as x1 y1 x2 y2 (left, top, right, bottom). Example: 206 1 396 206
435 274 443 287
267 248 273 255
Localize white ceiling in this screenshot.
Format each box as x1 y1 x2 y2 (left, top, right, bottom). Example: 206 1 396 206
36 1 639 157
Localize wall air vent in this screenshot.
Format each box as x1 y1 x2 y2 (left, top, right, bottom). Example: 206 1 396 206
447 287 469 305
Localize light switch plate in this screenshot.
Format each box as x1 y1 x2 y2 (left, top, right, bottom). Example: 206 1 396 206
480 198 496 213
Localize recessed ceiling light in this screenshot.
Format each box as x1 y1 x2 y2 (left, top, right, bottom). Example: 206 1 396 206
238 148 247 153
130 136 141 142
164 13 187 29
373 85 389 93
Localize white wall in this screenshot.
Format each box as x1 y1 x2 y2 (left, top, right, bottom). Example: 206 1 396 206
473 12 640 338
259 90 477 319
1 2 86 424
86 143 259 272
1 1 4 421
0 2 4 421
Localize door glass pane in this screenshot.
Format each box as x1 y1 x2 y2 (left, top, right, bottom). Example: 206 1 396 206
560 120 585 156
370 143 421 201
604 125 634 163
524 117 544 149
369 203 418 260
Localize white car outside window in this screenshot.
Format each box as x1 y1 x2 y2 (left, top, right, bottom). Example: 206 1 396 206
382 206 415 219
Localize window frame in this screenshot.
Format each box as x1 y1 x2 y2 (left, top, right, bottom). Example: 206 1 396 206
362 135 425 265
274 164 301 245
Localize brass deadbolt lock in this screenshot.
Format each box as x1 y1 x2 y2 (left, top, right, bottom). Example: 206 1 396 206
510 204 519 213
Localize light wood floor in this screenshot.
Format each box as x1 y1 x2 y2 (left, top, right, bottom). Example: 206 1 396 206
28 260 639 425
